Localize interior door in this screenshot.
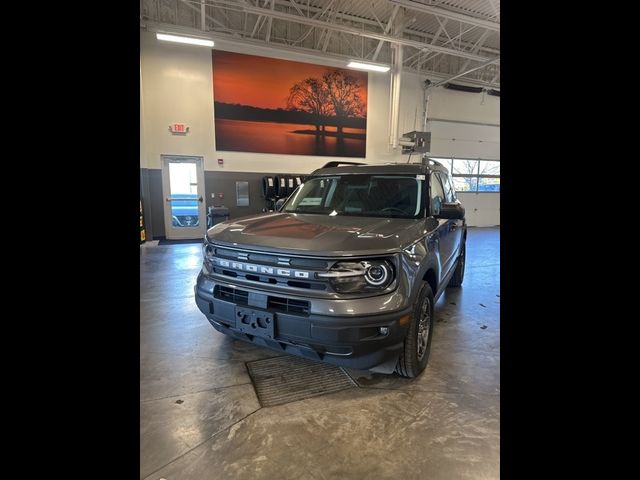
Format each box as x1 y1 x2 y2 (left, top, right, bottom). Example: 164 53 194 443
161 155 206 240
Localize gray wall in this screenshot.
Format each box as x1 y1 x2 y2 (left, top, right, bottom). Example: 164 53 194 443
141 169 295 239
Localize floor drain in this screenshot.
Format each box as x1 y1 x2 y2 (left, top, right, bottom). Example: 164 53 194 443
246 355 356 407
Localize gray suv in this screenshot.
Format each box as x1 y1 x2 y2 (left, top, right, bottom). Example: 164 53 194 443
195 158 466 377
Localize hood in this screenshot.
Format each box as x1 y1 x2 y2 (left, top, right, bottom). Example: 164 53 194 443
206 212 426 256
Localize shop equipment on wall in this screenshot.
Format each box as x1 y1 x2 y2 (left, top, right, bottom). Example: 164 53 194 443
262 174 306 212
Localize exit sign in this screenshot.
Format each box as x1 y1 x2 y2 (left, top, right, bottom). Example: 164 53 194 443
169 123 189 135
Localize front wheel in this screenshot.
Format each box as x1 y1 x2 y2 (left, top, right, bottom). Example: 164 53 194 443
395 282 435 378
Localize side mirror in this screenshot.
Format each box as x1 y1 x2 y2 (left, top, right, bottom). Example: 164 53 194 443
274 198 286 211
437 202 465 220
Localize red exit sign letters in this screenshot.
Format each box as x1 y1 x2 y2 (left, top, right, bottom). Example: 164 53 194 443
169 123 189 135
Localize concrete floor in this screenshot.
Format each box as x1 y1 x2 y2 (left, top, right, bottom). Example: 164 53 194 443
140 227 500 480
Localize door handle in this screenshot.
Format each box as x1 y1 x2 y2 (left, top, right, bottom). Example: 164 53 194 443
198 196 203 203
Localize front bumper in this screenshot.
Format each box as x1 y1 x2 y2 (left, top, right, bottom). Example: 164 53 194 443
194 276 412 373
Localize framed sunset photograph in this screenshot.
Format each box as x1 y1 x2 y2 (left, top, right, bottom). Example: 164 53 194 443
212 50 368 157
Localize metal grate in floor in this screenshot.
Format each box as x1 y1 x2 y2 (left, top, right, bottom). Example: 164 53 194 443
246 355 357 407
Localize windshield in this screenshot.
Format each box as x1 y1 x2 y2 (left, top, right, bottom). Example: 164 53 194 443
284 174 425 219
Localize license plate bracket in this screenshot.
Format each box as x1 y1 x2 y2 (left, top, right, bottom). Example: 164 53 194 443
234 307 275 339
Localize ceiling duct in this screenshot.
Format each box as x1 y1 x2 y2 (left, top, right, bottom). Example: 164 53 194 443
444 83 484 93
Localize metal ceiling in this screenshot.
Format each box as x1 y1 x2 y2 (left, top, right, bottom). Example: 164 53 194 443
140 0 500 87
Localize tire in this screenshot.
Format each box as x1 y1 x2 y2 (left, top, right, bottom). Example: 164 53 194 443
447 242 466 288
395 282 435 378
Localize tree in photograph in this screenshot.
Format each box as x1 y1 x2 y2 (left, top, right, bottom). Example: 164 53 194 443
322 70 366 134
287 78 332 133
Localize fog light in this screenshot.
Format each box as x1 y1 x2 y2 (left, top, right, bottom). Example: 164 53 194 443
378 327 389 335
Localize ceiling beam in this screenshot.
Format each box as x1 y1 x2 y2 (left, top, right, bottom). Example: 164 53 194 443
265 0 275 42
187 0 498 55
208 0 491 62
321 30 333 51
487 0 500 20
178 0 226 29
429 57 500 88
409 17 447 69
372 4 399 61
387 0 500 32
414 18 479 70
457 29 491 73
142 20 499 88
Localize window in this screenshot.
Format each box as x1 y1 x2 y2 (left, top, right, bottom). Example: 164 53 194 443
430 173 445 215
429 157 500 193
444 174 457 201
284 174 425 218
479 160 500 176
478 177 500 192
436 173 456 202
453 176 479 192
452 159 479 176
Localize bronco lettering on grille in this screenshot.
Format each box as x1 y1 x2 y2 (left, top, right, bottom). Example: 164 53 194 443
215 259 310 279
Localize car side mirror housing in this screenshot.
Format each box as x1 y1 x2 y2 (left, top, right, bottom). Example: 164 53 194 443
274 198 286 211
436 202 465 220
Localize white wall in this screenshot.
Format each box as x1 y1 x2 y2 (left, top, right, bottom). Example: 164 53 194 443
393 74 500 227
140 31 499 225
458 192 500 227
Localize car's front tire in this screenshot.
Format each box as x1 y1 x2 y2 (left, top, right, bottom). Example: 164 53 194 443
395 282 435 378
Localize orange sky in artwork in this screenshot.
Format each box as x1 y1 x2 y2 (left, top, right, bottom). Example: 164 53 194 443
212 50 368 113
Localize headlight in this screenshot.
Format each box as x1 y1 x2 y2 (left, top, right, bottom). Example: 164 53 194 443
318 258 395 293
364 262 391 286
202 235 214 260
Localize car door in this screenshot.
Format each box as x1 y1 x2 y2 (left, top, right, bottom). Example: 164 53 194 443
430 172 456 280
437 172 464 269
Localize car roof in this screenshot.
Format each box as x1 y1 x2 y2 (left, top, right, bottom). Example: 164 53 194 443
309 159 448 176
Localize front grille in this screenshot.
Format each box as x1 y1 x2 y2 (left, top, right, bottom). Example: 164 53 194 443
213 247 329 270
215 285 248 305
207 244 341 295
211 266 326 290
214 286 310 316
267 296 310 315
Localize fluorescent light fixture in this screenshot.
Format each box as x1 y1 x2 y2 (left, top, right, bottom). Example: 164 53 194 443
347 61 390 72
156 33 214 47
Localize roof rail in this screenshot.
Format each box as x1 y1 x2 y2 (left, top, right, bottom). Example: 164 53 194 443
422 156 444 168
321 161 366 168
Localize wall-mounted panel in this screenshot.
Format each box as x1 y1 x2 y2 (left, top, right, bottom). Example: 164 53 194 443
212 50 368 158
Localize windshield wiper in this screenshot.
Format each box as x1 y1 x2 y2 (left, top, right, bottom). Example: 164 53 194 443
285 209 330 215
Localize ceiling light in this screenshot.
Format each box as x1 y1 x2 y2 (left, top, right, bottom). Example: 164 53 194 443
156 33 214 47
347 61 390 73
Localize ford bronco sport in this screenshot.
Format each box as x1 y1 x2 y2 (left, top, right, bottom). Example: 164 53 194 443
195 157 466 377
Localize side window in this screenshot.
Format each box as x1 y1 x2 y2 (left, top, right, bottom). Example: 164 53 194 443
430 173 445 215
445 174 457 201
437 173 455 203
